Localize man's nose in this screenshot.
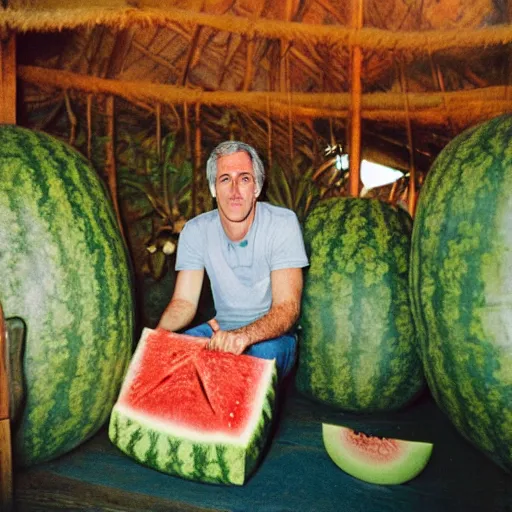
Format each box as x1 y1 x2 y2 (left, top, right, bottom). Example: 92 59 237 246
231 180 241 195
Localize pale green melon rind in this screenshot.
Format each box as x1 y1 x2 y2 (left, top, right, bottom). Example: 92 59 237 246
297 198 424 412
108 367 277 485
0 126 134 466
410 114 512 472
322 423 433 485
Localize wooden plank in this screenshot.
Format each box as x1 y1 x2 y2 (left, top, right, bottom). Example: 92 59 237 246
0 300 13 512
15 471 216 512
0 421 12 512
0 32 16 124
0 304 8 421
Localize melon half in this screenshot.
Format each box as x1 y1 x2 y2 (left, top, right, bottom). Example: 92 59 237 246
109 328 277 485
322 423 433 485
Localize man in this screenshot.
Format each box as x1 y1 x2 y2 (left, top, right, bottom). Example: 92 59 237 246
158 141 309 380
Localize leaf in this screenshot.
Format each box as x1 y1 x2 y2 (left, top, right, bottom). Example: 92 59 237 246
120 178 167 219
148 250 167 281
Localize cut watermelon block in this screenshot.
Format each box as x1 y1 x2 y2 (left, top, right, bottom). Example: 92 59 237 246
109 328 277 485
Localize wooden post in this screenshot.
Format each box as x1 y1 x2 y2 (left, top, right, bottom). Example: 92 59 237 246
0 30 15 511
348 0 363 197
0 31 16 124
0 302 13 512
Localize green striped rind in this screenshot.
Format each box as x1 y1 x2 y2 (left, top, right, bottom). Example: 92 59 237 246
410 115 512 472
108 372 276 485
0 126 134 466
296 197 424 412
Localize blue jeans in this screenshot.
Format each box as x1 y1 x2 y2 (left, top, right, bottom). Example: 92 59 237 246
184 323 297 382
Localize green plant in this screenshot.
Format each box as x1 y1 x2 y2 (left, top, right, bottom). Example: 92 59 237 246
119 133 193 280
265 157 323 224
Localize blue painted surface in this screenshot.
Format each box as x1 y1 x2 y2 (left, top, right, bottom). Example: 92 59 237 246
21 389 512 512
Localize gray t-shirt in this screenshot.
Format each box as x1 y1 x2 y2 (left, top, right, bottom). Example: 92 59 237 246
176 202 309 330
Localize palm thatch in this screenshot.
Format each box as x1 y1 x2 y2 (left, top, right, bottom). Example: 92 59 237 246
3 0 512 207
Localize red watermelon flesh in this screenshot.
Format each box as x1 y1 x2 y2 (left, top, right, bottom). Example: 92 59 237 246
109 328 277 485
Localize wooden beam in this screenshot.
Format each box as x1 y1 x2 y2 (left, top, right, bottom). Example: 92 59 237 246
348 0 363 197
17 66 512 124
3 7 512 52
0 32 16 124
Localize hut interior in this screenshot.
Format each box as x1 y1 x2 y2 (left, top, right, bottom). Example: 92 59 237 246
1 0 512 510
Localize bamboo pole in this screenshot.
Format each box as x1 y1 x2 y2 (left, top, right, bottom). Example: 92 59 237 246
193 103 201 216
287 59 294 165
0 31 16 124
184 102 192 159
266 95 273 172
180 27 202 86
64 91 77 146
156 102 162 161
436 64 456 136
242 37 255 92
348 0 363 197
105 95 125 239
388 179 399 203
18 65 512 125
86 94 93 160
399 60 417 216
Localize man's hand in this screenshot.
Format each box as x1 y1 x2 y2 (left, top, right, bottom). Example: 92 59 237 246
207 319 250 355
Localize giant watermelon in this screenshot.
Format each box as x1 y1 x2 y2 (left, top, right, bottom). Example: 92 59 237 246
296 197 424 411
410 114 512 472
109 328 276 485
0 125 134 466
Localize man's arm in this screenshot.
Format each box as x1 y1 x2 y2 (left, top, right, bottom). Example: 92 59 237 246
157 269 205 332
208 267 303 354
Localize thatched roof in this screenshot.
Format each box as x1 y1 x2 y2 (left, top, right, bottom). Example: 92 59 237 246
4 0 512 202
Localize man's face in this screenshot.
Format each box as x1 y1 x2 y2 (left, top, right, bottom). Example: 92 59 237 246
215 151 258 224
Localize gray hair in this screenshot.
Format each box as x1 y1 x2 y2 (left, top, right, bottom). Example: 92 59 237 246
206 141 265 198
